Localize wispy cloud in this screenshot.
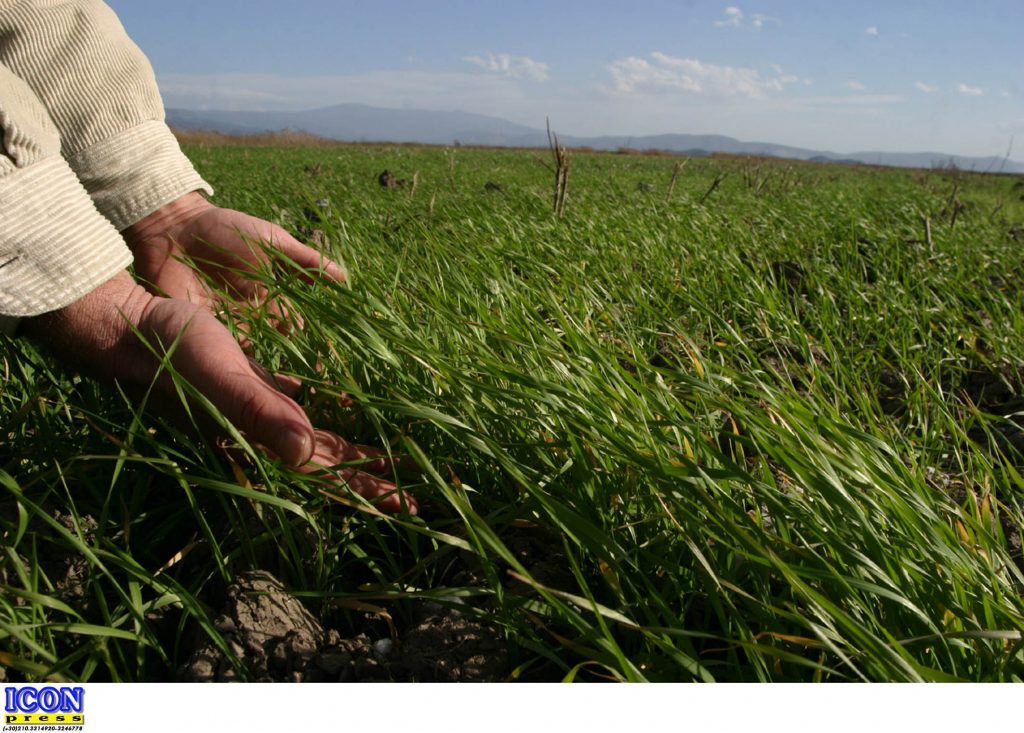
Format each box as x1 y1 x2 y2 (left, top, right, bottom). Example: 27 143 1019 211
773 63 812 86
846 81 866 91
914 81 937 93
715 6 744 27
607 52 800 98
714 6 778 30
797 94 904 108
865 26 879 36
462 53 549 82
957 82 983 96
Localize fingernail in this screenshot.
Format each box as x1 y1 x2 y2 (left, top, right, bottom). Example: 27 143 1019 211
282 428 313 465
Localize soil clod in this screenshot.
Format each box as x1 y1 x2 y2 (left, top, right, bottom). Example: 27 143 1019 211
181 570 508 682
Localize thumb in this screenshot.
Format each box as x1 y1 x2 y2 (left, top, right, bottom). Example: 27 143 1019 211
142 299 315 466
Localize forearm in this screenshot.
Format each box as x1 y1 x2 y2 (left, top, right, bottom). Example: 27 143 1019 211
0 0 211 230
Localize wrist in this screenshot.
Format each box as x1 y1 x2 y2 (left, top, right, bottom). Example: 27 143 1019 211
122 191 215 252
22 271 154 366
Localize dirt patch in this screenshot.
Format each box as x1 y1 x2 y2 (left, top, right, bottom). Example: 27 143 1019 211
755 338 829 393
768 260 808 297
181 570 508 682
503 525 575 595
957 360 1024 456
925 468 1023 575
879 357 1024 453
36 512 99 609
389 602 509 681
877 366 908 416
957 360 1023 410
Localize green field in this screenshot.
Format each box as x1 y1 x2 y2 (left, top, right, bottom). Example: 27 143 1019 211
3 142 1024 681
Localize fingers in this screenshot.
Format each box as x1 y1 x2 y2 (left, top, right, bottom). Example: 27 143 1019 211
129 199 347 319
211 290 303 348
264 292 305 334
309 429 419 476
142 299 316 466
308 430 383 472
23 278 316 469
242 361 418 514
338 469 418 515
269 227 348 284
246 357 304 399
31 273 416 514
297 429 418 515
211 209 347 284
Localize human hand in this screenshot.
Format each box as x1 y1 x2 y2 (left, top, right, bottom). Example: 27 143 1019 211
297 430 418 514
122 191 346 314
22 271 417 514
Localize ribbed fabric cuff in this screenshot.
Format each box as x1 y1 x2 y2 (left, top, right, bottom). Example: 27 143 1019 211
0 155 133 317
67 120 213 231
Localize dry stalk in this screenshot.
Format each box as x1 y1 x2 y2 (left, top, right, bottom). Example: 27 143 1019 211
949 200 964 228
666 159 687 203
698 172 726 205
447 150 457 193
742 163 761 190
944 179 963 227
755 170 772 195
945 179 961 213
409 171 420 199
547 118 571 217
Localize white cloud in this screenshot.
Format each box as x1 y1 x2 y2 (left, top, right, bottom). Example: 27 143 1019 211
715 6 744 27
865 26 879 36
846 81 866 91
462 53 549 82
156 77 295 108
153 69 1006 159
797 94 904 107
715 6 778 29
957 82 983 96
769 64 800 85
750 14 779 28
914 81 937 93
607 52 801 98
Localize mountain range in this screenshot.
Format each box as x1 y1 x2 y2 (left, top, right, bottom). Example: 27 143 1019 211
166 103 1024 174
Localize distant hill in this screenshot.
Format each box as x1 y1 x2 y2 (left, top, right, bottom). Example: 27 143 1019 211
167 104 543 148
166 104 1024 174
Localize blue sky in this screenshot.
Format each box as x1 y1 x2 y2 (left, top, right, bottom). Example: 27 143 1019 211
106 1 1023 158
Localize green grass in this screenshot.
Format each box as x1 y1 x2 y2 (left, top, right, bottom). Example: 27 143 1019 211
3 143 1024 681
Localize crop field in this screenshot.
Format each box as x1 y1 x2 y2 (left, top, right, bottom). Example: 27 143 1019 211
3 141 1024 682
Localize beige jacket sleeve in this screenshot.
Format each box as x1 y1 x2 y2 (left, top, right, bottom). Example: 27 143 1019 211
0 0 212 333
0 60 132 331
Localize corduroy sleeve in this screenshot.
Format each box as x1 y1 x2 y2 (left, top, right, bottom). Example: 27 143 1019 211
0 0 212 232
0 59 132 333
